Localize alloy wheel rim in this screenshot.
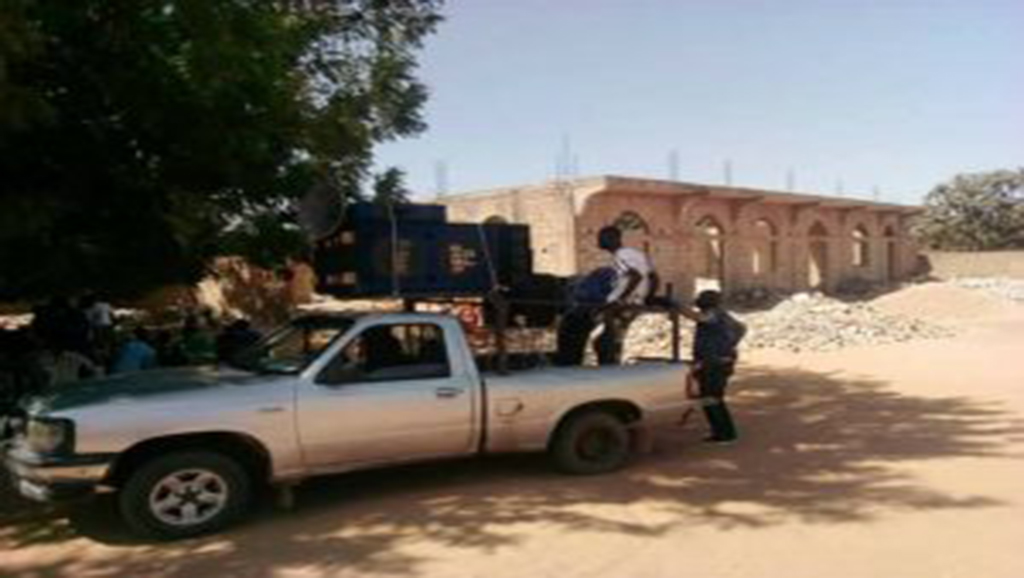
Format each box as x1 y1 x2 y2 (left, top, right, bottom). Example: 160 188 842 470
148 468 229 527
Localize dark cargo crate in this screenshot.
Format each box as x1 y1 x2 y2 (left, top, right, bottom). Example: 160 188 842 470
345 203 447 224
314 212 534 298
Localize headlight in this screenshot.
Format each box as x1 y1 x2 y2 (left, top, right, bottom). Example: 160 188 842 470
26 417 75 455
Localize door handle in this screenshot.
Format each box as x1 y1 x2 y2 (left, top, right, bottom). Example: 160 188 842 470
257 406 285 414
435 387 465 399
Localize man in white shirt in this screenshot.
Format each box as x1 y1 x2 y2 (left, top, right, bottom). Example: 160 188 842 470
81 293 116 364
595 226 658 364
606 244 654 305
82 294 114 330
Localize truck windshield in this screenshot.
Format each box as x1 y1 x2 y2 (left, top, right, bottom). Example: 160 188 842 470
231 318 352 375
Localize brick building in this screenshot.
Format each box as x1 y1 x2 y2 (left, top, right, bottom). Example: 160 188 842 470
441 175 921 299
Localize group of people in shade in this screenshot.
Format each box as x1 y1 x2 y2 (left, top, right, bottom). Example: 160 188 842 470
556 226 745 444
0 295 263 405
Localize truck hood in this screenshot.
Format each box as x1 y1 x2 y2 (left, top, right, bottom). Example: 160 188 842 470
28 366 273 414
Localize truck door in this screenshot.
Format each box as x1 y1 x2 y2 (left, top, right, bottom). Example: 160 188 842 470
298 322 477 470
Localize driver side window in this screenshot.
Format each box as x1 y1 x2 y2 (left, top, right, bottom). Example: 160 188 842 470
317 323 451 385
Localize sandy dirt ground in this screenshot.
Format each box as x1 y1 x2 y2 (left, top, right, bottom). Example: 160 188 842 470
2 284 1023 578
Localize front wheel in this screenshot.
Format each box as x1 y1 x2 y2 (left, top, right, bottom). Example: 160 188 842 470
118 451 251 540
550 411 632 475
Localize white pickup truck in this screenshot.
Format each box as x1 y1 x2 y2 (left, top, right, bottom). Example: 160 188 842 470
4 312 689 539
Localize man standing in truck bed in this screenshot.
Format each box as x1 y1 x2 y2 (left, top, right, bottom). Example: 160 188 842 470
596 226 658 364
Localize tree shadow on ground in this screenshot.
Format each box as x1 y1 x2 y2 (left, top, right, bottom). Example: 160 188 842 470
2 364 1022 577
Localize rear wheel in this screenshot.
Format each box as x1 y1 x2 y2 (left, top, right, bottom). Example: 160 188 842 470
118 451 251 540
551 411 632 475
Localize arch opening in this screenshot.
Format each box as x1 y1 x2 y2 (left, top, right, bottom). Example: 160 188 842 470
695 215 726 293
883 225 899 280
752 218 779 277
807 221 829 290
852 225 871 268
613 211 653 255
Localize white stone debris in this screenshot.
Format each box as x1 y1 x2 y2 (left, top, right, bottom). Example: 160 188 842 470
623 291 956 358
952 278 1024 303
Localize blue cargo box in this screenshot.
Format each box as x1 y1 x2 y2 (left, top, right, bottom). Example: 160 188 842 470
314 219 532 298
346 203 447 224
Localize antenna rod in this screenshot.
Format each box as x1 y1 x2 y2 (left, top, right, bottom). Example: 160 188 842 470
434 160 449 197
668 149 680 181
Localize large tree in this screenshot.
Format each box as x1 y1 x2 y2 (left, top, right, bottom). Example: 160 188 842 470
0 0 441 299
915 169 1024 251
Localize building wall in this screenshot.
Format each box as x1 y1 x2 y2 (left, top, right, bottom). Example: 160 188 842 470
442 184 580 276
442 179 919 299
922 251 1024 280
575 192 681 284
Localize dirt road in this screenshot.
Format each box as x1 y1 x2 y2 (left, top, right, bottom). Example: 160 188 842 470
3 287 1023 578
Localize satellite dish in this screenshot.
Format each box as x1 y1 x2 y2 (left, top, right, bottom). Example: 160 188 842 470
298 178 348 240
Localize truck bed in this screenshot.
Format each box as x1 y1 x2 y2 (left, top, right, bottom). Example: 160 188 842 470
481 360 691 453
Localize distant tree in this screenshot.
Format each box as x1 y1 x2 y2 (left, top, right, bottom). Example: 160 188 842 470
0 0 442 300
914 169 1024 251
373 166 411 206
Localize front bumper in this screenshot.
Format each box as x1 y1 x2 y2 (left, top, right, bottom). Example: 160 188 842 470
3 445 115 503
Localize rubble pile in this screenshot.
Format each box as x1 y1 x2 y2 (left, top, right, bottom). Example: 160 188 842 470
624 292 955 357
953 278 1024 303
623 313 692 360
740 293 954 352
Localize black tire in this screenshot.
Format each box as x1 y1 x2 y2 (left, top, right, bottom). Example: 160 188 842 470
118 451 252 540
550 411 632 475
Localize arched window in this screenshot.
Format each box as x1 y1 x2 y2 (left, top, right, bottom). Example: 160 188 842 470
883 225 898 280
754 219 777 237
696 215 725 279
696 215 725 236
611 211 653 253
809 221 828 237
852 225 870 267
752 218 779 275
613 211 651 234
807 221 830 290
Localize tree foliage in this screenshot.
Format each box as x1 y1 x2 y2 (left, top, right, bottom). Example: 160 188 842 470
372 166 411 206
0 0 441 299
914 169 1024 251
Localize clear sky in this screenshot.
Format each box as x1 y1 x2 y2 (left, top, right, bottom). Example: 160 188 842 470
376 0 1022 205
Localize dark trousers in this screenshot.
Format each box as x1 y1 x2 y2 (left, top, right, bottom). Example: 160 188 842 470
555 306 638 367
555 307 598 366
596 308 637 366
695 360 737 440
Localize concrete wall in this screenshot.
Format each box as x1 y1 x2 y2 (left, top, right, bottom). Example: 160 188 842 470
442 184 579 276
923 251 1024 280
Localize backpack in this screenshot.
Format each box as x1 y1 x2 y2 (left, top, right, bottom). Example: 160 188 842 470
722 312 748 350
570 267 617 305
